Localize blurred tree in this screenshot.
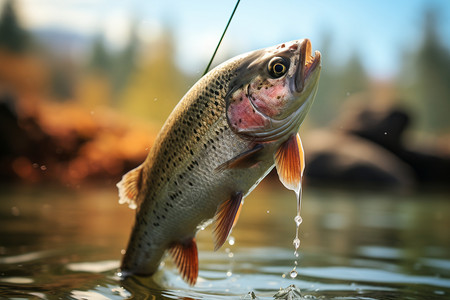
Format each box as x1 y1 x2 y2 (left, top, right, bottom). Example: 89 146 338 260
88 34 111 74
76 34 112 107
81 27 140 106
310 31 369 127
309 30 338 126
0 0 29 53
339 51 369 96
111 22 139 103
119 29 189 125
48 59 77 101
402 7 450 134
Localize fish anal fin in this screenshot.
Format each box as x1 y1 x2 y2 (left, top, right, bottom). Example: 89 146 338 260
274 133 305 194
117 165 144 210
215 144 264 172
213 191 243 251
169 238 199 286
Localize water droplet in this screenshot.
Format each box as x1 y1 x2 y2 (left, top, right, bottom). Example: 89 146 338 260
40 165 47 171
11 206 20 216
289 269 298 278
228 252 234 258
266 210 270 214
384 131 388 135
294 215 303 226
228 236 235 246
120 249 126 255
293 238 300 249
281 273 286 278
226 271 232 277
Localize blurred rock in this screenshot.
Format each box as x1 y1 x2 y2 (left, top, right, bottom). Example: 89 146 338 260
343 107 450 184
304 105 450 188
0 91 157 185
304 129 415 188
0 92 56 182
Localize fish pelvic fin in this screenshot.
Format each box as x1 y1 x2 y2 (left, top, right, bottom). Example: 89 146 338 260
213 191 243 251
274 133 305 194
215 144 264 172
169 238 199 286
117 164 144 210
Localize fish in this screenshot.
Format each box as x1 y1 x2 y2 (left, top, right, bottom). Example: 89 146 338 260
117 39 321 285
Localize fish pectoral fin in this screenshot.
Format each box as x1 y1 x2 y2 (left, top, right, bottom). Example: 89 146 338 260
117 164 144 210
215 144 264 172
274 133 305 194
169 238 199 286
213 191 243 251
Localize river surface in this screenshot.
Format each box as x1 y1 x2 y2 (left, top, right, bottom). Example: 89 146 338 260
0 183 449 299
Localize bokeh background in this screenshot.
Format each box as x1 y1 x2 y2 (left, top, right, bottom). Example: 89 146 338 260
0 0 449 188
1 1 450 298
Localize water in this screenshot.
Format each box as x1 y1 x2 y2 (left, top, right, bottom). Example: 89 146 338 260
292 190 303 276
1 184 450 299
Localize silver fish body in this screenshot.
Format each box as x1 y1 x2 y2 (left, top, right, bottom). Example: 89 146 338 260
118 39 321 285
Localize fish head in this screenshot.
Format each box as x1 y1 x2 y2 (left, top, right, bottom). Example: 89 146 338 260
226 39 321 142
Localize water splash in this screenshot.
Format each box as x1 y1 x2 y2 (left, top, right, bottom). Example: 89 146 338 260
225 235 236 278
281 186 304 279
292 185 303 276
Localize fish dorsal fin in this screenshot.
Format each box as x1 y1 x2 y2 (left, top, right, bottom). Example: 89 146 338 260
274 133 305 194
168 238 198 286
215 144 264 172
117 165 144 210
213 191 243 251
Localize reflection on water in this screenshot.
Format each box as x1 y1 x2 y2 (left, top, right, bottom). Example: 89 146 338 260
0 184 449 299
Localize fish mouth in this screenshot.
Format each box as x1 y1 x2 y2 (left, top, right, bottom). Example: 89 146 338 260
295 39 321 93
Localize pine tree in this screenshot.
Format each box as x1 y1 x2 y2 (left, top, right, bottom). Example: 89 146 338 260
399 6 450 133
88 34 111 74
0 0 28 52
414 8 450 133
111 22 139 101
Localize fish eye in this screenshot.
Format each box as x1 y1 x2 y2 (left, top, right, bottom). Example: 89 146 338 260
268 57 289 78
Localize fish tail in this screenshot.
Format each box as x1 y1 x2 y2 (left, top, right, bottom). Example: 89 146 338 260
119 225 164 277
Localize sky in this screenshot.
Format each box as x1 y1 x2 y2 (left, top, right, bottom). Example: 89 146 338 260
3 0 450 79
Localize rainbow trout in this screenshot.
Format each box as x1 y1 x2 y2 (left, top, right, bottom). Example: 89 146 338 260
118 39 321 285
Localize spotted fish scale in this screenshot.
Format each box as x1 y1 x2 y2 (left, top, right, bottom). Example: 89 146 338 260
118 39 321 285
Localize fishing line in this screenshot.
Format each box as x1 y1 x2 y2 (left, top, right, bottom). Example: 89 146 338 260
202 0 241 76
